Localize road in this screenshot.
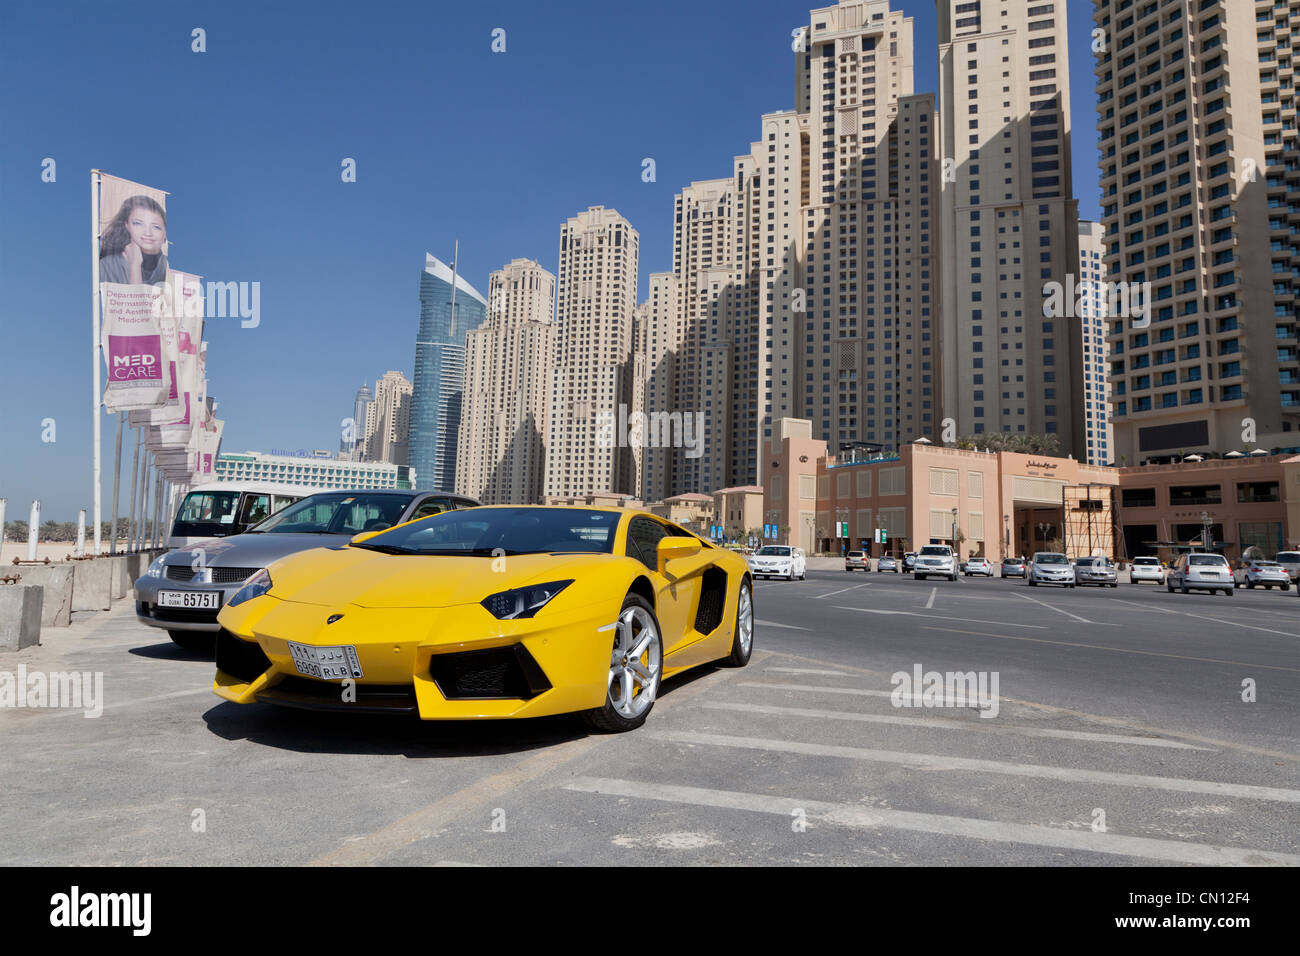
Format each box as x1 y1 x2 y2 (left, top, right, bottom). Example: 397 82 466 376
1 570 1297 866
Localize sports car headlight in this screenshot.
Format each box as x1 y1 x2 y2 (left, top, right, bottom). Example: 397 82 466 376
227 569 272 608
481 580 573 620
144 556 167 578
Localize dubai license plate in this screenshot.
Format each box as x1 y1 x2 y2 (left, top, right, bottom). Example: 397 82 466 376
287 642 363 680
157 590 221 609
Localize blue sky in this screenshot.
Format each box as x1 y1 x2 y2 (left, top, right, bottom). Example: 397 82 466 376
0 0 1102 520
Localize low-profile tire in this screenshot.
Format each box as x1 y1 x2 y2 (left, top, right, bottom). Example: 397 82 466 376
168 629 214 654
583 593 663 733
722 578 754 667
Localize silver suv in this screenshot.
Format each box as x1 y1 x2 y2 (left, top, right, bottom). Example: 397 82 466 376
914 544 956 582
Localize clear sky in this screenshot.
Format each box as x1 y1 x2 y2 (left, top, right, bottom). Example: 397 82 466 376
0 0 1102 521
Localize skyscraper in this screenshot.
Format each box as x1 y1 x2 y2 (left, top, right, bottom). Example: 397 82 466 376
1077 220 1112 465
936 0 1082 453
410 253 488 491
458 258 556 504
544 206 640 498
342 383 372 459
1094 0 1300 460
363 370 413 466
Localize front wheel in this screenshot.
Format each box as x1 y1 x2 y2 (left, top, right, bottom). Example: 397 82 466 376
722 579 754 667
583 594 663 733
1224 589 1234 597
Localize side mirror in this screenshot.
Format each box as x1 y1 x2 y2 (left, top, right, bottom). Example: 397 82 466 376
657 536 701 574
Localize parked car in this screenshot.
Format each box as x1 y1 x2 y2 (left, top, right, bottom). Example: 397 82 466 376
1236 559 1291 591
1001 556 1026 578
902 552 918 572
1129 556 1164 585
914 544 957 582
1027 552 1075 588
135 488 480 651
963 556 993 577
1074 555 1118 587
844 550 869 572
1167 552 1234 595
749 545 806 580
1271 550 1300 583
877 555 899 573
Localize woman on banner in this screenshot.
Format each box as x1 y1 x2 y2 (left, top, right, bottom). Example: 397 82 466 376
99 195 169 286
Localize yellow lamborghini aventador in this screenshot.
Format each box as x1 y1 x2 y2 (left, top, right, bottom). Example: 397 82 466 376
213 506 754 731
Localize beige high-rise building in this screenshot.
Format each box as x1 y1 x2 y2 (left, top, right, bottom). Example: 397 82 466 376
1077 220 1113 465
544 206 640 498
1095 0 1300 462
641 272 681 502
936 0 1082 455
362 370 411 465
457 258 556 504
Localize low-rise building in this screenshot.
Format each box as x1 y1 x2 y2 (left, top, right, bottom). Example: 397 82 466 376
215 450 414 490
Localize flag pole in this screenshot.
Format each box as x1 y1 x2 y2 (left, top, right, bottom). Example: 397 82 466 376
91 169 103 554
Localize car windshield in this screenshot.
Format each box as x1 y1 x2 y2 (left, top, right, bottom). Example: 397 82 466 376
1275 553 1300 562
920 546 950 556
351 507 619 556
1035 554 1069 565
248 493 410 535
1188 554 1228 566
757 547 791 556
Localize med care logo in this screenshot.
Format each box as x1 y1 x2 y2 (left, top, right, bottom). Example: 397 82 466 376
107 335 162 382
49 886 151 936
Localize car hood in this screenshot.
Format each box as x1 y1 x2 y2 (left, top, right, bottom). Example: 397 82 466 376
265 547 621 609
164 532 352 568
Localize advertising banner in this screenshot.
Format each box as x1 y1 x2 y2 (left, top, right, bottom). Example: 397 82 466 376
100 282 168 411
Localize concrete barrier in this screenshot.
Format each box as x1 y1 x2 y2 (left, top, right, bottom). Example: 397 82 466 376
71 559 114 612
0 585 43 651
11 565 74 627
103 556 126 600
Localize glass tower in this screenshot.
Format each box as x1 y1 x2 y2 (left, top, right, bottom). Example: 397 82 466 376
410 253 488 491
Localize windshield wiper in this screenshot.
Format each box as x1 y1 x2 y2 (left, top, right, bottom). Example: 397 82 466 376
351 542 416 555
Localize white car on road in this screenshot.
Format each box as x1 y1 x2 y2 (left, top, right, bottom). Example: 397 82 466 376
914 544 957 582
1129 556 1165 585
1167 552 1234 596
749 545 806 580
1028 552 1076 588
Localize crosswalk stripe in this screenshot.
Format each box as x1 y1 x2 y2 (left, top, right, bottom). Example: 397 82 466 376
563 777 1300 866
654 731 1300 804
701 701 1212 750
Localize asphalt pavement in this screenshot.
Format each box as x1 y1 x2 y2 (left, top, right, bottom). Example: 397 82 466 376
1 569 1296 866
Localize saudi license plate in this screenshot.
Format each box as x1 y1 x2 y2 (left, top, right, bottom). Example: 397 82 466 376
287 641 363 680
157 590 221 609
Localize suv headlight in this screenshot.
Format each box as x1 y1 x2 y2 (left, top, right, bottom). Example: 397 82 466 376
481 580 573 620
227 569 272 607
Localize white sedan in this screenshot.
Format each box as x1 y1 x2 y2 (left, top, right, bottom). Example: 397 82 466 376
1129 556 1165 585
748 545 806 581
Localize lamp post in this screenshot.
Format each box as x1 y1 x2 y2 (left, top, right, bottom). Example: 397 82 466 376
1003 513 1010 558
1037 521 1051 552
951 506 959 558
1201 510 1212 552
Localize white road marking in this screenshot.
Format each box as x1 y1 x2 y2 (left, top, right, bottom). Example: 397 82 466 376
763 667 849 676
1108 597 1177 615
10 687 214 721
656 731 1300 804
833 606 1048 629
754 619 810 631
701 701 1212 750
1012 590 1094 624
563 777 1300 866
924 587 937 609
813 583 872 599
739 681 917 701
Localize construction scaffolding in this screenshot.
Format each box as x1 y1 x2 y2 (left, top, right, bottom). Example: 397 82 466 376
1062 483 1118 561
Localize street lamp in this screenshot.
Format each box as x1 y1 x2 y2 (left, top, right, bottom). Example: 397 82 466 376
1201 510 1212 552
951 507 959 558
1003 513 1010 555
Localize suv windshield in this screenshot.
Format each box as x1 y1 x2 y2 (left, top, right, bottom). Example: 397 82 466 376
352 506 619 555
1275 553 1300 562
757 547 791 556
920 546 951 556
249 493 410 535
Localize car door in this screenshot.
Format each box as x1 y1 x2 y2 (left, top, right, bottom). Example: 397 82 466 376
624 516 712 658
404 495 455 524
